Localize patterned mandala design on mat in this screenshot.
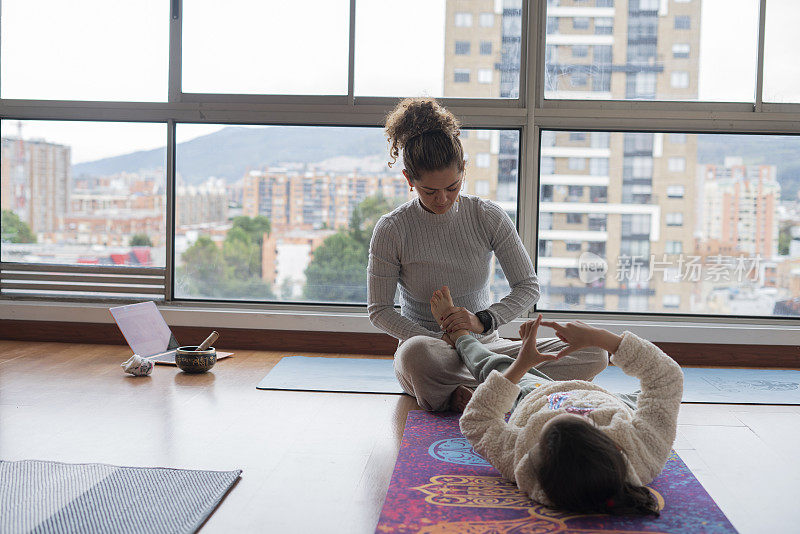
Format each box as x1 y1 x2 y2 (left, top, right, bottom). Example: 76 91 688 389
428 438 492 467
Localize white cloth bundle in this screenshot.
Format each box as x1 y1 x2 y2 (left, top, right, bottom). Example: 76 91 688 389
121 354 154 376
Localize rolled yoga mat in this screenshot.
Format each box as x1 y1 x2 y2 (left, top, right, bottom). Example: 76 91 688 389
593 365 800 404
0 459 241 534
256 355 404 394
376 410 737 533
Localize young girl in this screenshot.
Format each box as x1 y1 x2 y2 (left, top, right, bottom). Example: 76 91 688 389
430 286 684 516
368 97 608 412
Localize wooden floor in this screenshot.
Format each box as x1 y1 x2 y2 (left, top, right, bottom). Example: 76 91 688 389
1 340 799 533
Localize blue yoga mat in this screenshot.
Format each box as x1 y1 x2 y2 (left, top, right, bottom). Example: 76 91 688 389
593 365 800 404
256 356 405 394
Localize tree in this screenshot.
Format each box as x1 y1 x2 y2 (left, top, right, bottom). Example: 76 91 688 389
129 234 152 247
1 210 36 243
778 224 791 256
303 194 399 302
177 216 274 300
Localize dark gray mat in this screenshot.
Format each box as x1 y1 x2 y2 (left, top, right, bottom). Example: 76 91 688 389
0 459 241 534
593 366 800 404
256 356 404 394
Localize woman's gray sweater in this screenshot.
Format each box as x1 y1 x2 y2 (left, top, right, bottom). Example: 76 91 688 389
367 195 540 341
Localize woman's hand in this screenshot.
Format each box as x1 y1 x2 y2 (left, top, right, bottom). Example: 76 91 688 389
440 306 484 334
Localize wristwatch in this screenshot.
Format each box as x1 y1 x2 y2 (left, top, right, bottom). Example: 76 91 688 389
474 310 493 334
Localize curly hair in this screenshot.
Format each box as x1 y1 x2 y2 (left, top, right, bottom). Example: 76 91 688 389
384 98 465 180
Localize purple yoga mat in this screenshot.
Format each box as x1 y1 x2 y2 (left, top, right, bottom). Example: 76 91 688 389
376 410 737 533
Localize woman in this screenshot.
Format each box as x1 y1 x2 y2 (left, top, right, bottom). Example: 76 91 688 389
367 98 607 411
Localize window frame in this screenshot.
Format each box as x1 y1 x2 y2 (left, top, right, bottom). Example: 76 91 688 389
2 0 800 335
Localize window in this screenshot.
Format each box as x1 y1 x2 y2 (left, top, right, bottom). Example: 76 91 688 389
564 294 580 305
455 12 473 27
639 0 659 9
478 69 493 84
573 17 590 30
668 157 686 172
595 17 613 35
454 69 470 83
568 158 586 171
590 158 609 176
568 186 584 199
479 12 494 27
572 45 589 58
475 180 490 195
634 73 656 98
663 295 681 308
567 213 584 224
666 212 683 226
592 132 610 148
672 43 691 59
569 132 587 142
665 240 683 254
566 268 580 279
566 241 582 252
455 41 471 55
671 71 690 89
669 133 687 144
667 185 685 198
480 41 493 55
571 72 588 87
475 153 491 167
585 293 605 307
540 157 555 175
674 16 691 30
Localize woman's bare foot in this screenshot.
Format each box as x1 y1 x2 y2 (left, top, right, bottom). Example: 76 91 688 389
448 384 474 412
430 286 455 325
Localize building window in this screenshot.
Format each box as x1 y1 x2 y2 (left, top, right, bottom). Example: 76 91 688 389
540 157 555 175
564 294 580 305
454 69 470 83
478 69 493 84
479 12 494 27
631 156 653 178
568 157 586 171
566 241 582 252
668 157 686 172
669 133 687 144
674 15 691 30
567 213 584 224
476 153 491 167
671 71 690 89
667 185 685 198
666 212 683 226
665 240 683 254
590 158 609 176
568 185 584 199
639 0 659 9
585 293 605 308
571 72 588 87
634 72 657 98
475 180 490 195
479 41 492 55
663 294 681 308
595 17 613 35
573 17 590 30
672 43 690 58
566 268 580 279
572 45 589 57
455 41 471 55
591 132 610 148
455 12 473 27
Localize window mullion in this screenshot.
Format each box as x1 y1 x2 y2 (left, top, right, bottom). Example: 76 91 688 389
754 0 767 112
169 0 183 103
165 119 176 302
347 0 356 105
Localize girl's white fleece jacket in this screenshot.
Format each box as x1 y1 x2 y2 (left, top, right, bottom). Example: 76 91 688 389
459 331 684 505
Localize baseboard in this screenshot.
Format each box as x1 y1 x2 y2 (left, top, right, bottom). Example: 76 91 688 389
1 319 798 368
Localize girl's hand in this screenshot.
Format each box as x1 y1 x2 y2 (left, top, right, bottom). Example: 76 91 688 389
540 319 609 357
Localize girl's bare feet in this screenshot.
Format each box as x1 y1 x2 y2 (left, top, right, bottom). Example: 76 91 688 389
448 384 474 412
430 286 455 325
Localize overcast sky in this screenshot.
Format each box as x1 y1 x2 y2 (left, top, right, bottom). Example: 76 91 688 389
1 0 795 163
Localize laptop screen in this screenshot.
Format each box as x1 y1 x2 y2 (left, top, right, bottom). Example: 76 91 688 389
109 301 177 357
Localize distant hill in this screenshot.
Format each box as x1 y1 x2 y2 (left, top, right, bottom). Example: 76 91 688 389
72 126 389 184
71 127 800 199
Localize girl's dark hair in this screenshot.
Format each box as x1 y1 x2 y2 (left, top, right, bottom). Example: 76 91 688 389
533 417 660 517
384 98 465 180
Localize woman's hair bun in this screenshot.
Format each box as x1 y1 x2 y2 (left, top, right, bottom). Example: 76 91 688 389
385 98 461 168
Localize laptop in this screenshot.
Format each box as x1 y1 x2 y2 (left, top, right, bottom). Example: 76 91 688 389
109 301 233 365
